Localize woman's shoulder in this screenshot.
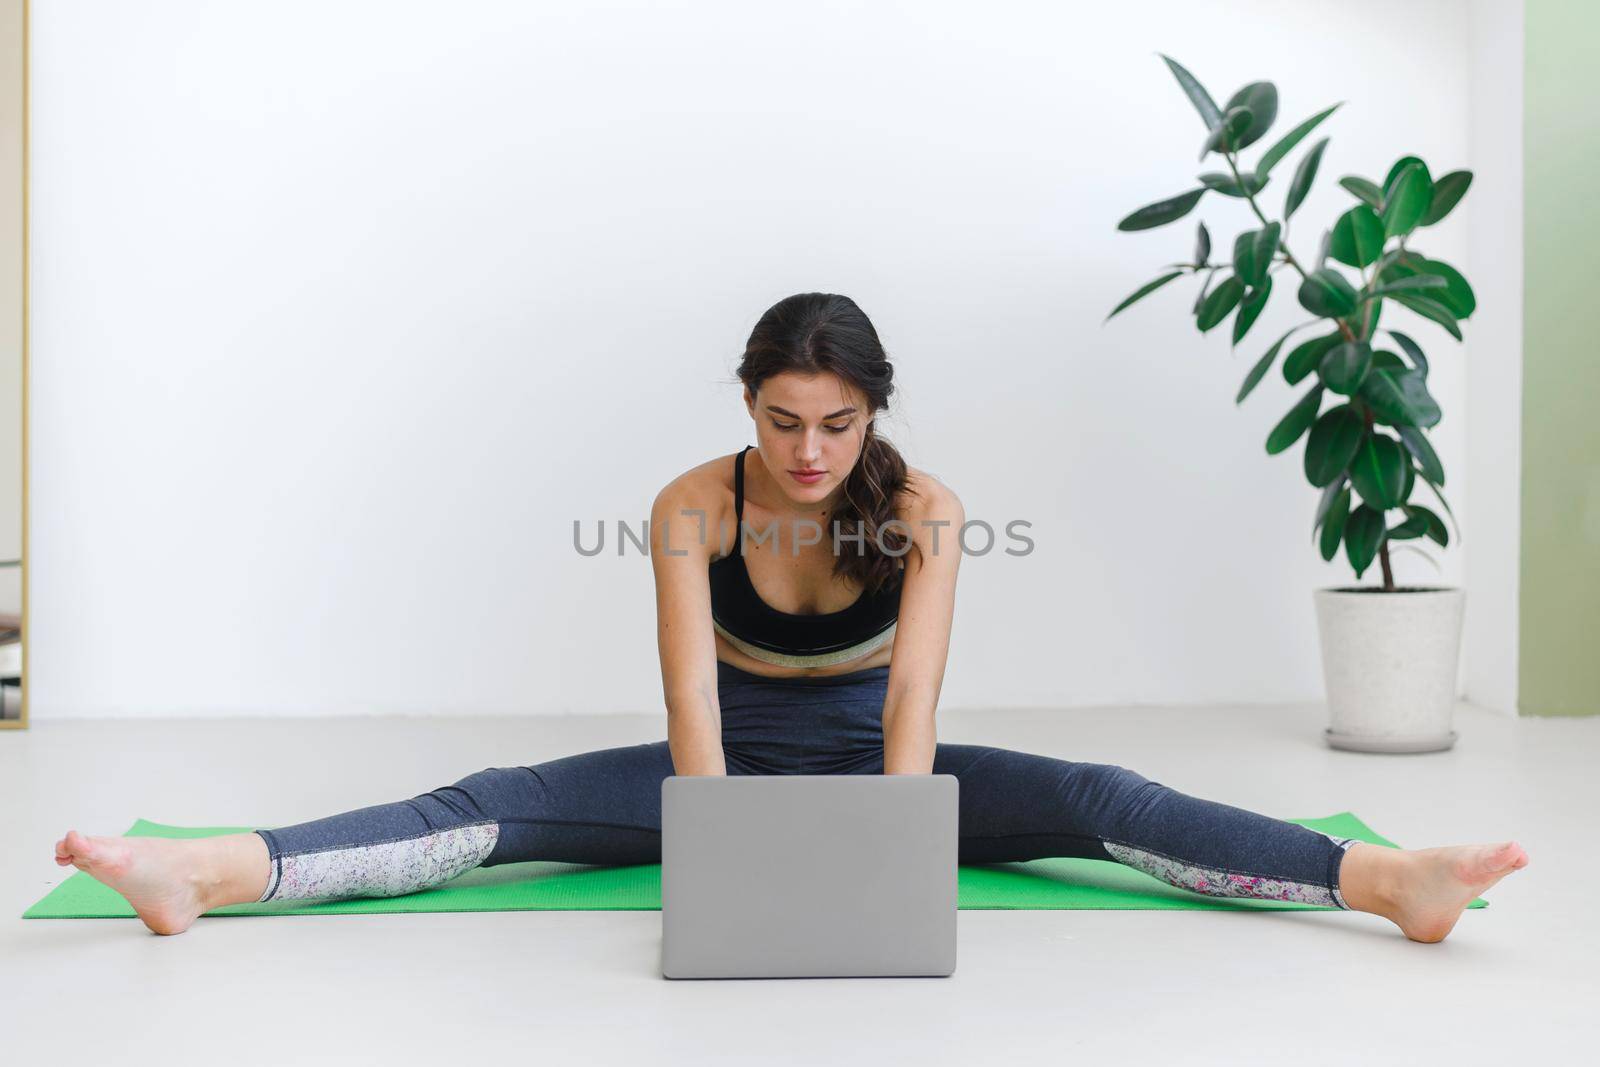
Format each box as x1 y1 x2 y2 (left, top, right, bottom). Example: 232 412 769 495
651 450 739 519
650 452 742 565
898 465 963 524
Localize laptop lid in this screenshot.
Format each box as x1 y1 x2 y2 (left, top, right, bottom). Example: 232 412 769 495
661 774 958 979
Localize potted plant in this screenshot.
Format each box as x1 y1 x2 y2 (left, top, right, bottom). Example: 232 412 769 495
1107 56 1474 753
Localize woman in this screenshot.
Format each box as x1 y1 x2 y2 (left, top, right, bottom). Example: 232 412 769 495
55 292 1527 941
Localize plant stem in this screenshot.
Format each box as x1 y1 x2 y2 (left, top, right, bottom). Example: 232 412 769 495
1225 152 1308 280
1225 150 1355 343
1363 404 1401 598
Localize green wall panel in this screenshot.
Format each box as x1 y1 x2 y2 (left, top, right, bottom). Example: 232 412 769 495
1521 0 1600 715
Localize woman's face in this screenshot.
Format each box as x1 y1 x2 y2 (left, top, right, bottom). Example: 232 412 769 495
745 371 870 509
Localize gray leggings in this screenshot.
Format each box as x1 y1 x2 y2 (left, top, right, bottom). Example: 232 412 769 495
255 661 1358 908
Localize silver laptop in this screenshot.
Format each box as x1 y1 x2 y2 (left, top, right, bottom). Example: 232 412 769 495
661 774 958 979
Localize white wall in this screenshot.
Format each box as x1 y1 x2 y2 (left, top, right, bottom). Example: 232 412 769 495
29 0 1501 717
1461 0 1523 716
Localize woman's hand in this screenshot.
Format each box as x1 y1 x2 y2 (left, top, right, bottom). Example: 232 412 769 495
881 477 965 775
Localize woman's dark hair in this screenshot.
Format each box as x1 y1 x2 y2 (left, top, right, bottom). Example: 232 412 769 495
736 292 921 595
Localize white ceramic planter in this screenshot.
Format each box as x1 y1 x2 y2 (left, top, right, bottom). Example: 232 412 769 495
1313 586 1465 753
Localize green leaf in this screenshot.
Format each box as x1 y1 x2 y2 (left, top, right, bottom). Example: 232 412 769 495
1315 473 1348 529
1382 162 1432 238
1383 156 1433 198
1284 332 1341 384
1106 270 1187 321
1304 404 1366 487
1297 267 1358 317
1232 222 1281 288
1328 205 1386 269
1349 433 1408 509
1398 425 1444 485
1193 269 1218 313
1339 176 1384 210
1344 505 1387 577
1371 247 1408 276
1401 503 1448 547
1371 349 1406 372
1200 106 1255 159
1197 171 1264 198
1420 170 1472 227
1252 223 1282 280
1224 81 1278 149
1405 256 1476 318
1284 137 1329 218
1320 485 1352 561
1318 341 1373 395
1161 55 1224 130
1361 368 1441 428
1194 221 1211 265
1232 230 1260 287
1386 329 1429 377
1362 275 1448 301
1196 275 1246 332
1232 275 1272 345
1392 292 1463 340
1357 291 1383 340
1236 326 1303 404
1266 384 1324 455
1256 103 1342 179
1418 472 1460 544
1117 188 1207 231
1388 511 1431 540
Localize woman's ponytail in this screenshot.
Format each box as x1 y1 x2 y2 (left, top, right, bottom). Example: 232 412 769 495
835 422 920 594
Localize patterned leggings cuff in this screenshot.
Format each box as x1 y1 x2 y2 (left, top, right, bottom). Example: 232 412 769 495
1328 835 1362 911
254 829 281 903
1104 838 1349 909
253 823 500 903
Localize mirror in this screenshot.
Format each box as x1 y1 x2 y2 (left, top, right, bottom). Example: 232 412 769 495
0 0 22 728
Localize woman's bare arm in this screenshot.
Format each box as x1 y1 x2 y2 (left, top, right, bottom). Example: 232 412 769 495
881 477 965 775
650 476 727 776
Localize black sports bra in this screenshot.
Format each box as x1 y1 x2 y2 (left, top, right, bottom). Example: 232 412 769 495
707 445 902 668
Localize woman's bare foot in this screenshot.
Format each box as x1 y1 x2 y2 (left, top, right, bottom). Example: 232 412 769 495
1343 839 1530 943
54 830 270 935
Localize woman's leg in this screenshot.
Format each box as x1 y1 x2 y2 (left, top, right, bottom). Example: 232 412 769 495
934 743 1529 942
53 741 676 935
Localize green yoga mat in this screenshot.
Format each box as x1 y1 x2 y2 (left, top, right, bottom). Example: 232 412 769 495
23 812 1486 919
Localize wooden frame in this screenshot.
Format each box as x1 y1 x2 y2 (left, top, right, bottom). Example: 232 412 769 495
1 0 25 730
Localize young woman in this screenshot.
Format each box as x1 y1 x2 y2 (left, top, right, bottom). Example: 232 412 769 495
54 292 1527 941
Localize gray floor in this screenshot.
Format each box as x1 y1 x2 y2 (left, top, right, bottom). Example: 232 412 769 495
1 701 1595 1065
